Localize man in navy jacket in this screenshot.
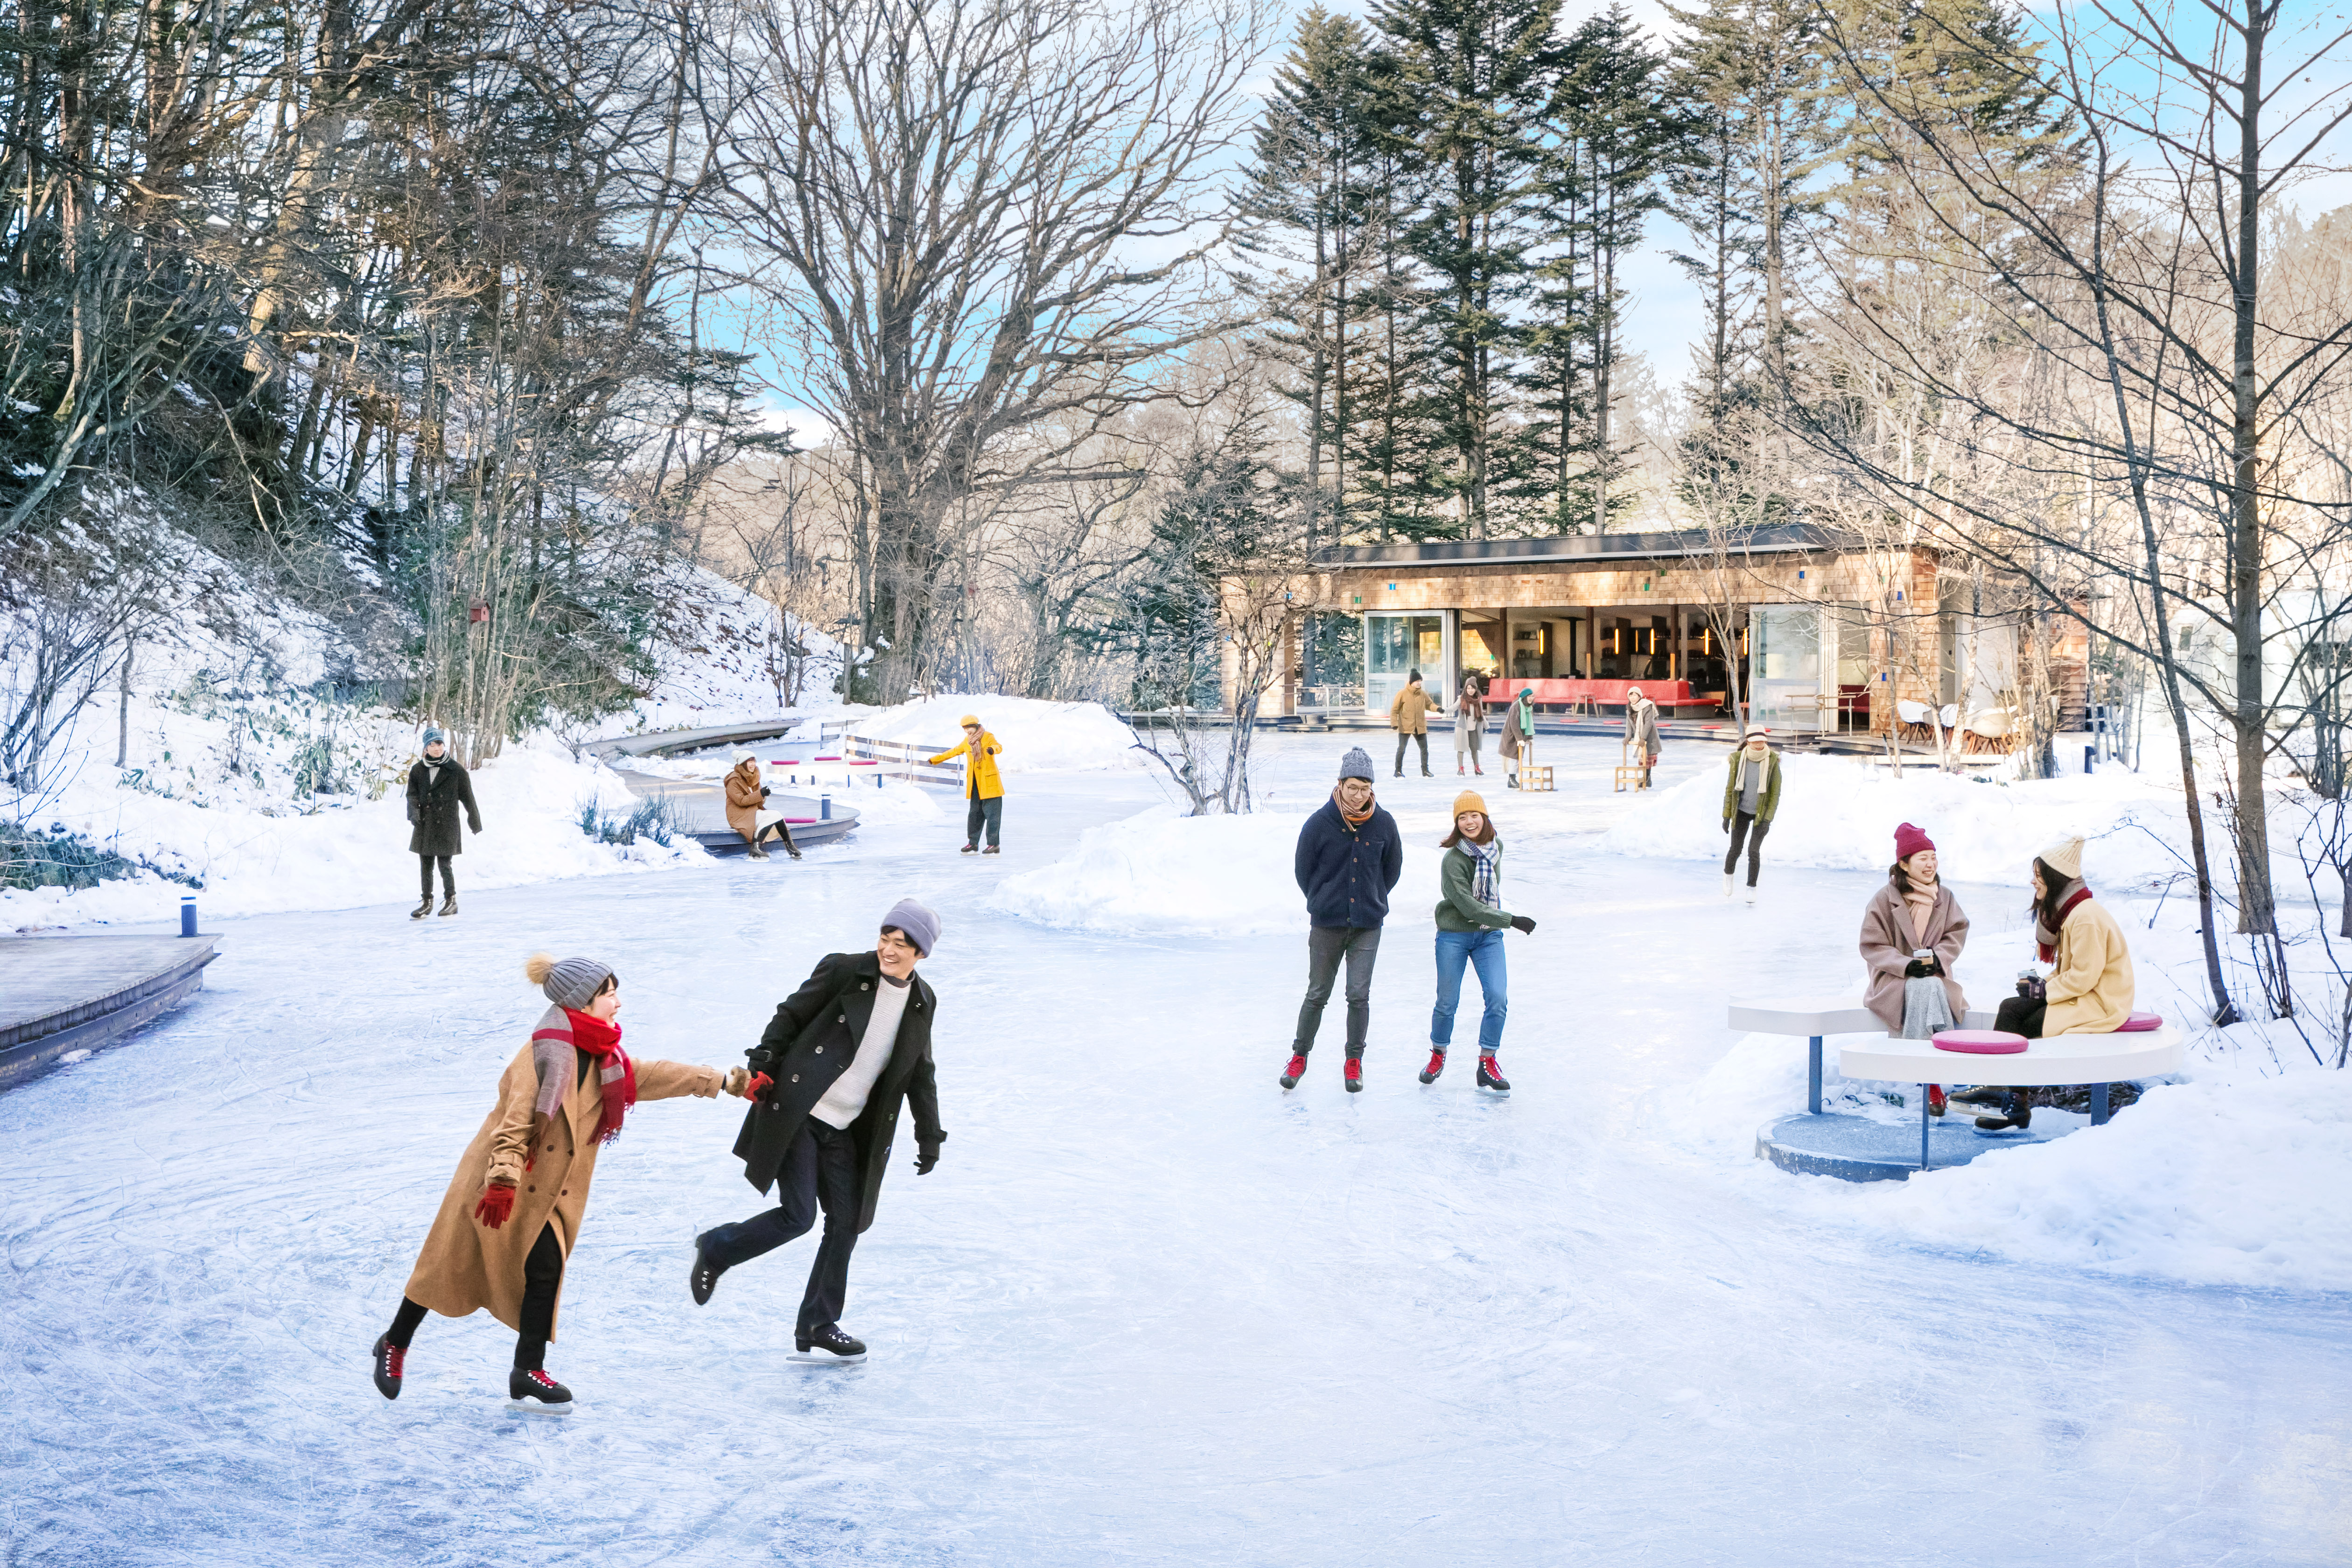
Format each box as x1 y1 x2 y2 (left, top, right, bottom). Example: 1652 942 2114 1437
1281 747 1404 1092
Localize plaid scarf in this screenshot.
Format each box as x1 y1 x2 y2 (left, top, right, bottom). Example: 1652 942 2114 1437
1333 785 1376 826
1459 836 1500 906
528 1004 638 1147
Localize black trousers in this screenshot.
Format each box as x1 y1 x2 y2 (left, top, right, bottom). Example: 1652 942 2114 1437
1394 732 1429 773
418 854 455 896
966 794 1003 847
385 1220 561 1369
1723 813 1769 886
1295 925 1381 1056
1995 996 2047 1038
700 1119 861 1336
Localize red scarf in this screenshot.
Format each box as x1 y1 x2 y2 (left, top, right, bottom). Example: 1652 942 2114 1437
2035 885 2094 963
563 1008 637 1144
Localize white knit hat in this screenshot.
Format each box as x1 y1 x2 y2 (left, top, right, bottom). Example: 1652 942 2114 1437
2039 834 2085 881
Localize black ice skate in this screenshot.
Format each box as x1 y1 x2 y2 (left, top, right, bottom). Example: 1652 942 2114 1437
508 1368 574 1409
410 897 433 920
1419 1050 1446 1084
690 1234 726 1306
794 1324 867 1361
437 895 458 917
1280 1052 1307 1089
371 1334 405 1400
1477 1055 1510 1093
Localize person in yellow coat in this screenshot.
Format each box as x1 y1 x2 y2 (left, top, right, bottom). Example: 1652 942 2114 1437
930 715 1005 854
1963 834 2136 1131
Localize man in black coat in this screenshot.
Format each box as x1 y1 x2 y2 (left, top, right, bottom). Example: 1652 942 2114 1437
405 727 482 919
690 897 946 1359
1281 747 1403 1093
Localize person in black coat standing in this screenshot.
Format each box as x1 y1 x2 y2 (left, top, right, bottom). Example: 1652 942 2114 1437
690 897 946 1360
406 727 483 919
1281 747 1403 1093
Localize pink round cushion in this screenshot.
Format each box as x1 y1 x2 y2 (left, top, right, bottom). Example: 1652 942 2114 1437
1932 1029 2030 1055
2114 1010 2163 1032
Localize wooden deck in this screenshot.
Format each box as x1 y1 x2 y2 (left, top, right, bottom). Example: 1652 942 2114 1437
0 932 219 1090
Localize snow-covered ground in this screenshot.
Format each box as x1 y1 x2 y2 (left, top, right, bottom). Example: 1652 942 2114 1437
5 731 2348 1565
849 692 1152 772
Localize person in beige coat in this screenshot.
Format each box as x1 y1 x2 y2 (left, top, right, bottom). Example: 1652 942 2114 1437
1391 670 1437 777
1859 821 1969 1116
1964 834 2137 1131
724 752 799 861
371 952 753 1408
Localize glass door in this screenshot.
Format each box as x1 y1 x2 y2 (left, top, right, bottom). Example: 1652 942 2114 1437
1365 613 1444 716
1752 604 1824 731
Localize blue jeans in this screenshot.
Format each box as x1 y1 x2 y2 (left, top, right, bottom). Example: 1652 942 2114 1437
1431 928 1508 1055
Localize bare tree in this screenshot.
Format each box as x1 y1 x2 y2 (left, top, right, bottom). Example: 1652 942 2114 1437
705 0 1269 700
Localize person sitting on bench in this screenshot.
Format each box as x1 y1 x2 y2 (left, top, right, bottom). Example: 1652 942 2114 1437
1963 834 2135 1131
1858 821 1969 1117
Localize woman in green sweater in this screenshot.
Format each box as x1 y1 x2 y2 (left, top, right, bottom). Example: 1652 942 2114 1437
1422 791 1539 1093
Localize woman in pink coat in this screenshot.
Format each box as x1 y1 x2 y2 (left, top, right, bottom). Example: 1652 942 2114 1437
1858 822 1969 1116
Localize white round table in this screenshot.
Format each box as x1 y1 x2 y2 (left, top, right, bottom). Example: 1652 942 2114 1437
1837 1025 2183 1169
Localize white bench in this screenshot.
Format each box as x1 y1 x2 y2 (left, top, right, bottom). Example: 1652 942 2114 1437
1726 997 1995 1116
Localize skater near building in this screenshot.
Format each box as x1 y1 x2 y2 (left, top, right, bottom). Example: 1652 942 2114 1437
1281 748 1403 1092
1962 836 2136 1131
1624 687 1661 788
1390 670 1436 777
371 953 754 1408
1453 674 1486 777
1500 688 1537 788
692 898 947 1360
931 717 1005 854
1422 791 1538 1093
1720 729 1780 904
406 727 482 919
724 751 801 861
1859 822 1970 1117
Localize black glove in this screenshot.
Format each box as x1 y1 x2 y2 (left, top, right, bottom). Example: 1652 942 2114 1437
915 1129 946 1174
1904 959 1932 979
1509 915 1536 934
1722 818 1731 834
760 785 771 801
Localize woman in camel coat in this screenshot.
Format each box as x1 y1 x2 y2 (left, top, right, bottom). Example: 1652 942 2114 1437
371 952 751 1407
724 752 799 860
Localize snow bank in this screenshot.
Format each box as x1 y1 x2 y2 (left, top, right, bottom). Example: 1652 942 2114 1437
578 570 843 738
1660 1023 2352 1292
1597 753 2192 889
850 694 1150 773
1 736 696 931
987 805 1444 936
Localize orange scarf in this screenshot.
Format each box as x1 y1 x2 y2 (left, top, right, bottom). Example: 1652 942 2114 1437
1332 786 1376 826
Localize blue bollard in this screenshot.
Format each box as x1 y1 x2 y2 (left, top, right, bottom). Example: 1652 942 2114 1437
821 794 832 820
2084 744 2094 774
180 895 196 937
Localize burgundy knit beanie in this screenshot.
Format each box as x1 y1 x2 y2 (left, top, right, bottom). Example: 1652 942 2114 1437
1894 822 1934 861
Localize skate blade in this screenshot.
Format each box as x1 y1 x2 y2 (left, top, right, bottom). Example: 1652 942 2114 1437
505 1400 576 1416
786 1351 867 1366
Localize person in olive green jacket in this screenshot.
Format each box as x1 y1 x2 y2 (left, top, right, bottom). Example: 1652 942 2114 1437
1720 729 1781 904
1422 791 1538 1094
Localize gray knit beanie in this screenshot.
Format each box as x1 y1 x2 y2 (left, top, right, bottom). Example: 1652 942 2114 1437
882 896 940 958
1339 747 1374 782
526 952 612 1010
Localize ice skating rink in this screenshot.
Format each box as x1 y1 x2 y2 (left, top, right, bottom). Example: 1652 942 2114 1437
4 735 2347 1565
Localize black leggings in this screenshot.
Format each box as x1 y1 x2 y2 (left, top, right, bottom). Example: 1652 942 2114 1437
386 1221 564 1369
418 854 455 897
1724 813 1770 886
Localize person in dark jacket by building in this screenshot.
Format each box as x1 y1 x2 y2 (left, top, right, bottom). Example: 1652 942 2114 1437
690 897 946 1360
1281 747 1403 1094
406 727 482 919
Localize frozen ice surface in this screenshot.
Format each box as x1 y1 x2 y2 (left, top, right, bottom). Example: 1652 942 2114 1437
4 735 2350 1566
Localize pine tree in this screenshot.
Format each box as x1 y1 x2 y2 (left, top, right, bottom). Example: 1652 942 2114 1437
1371 0 1563 538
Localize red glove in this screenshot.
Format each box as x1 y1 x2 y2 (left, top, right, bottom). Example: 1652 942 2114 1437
746 1071 773 1100
475 1183 516 1229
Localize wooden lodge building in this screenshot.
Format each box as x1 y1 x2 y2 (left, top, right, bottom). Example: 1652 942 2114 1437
1230 524 2067 744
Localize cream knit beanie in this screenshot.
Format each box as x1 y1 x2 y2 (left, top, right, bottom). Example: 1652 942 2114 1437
2039 834 2085 881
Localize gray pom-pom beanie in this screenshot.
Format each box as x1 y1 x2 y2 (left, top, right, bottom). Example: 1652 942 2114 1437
542 956 613 1010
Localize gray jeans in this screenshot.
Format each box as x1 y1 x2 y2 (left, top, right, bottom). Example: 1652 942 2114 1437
1294 925 1382 1057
